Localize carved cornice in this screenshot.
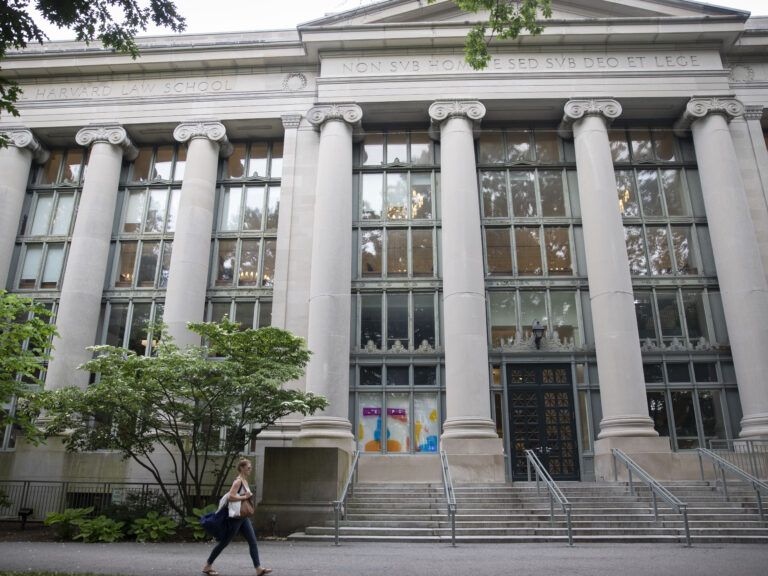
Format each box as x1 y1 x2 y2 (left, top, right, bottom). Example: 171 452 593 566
0 126 49 164
428 100 486 140
674 96 744 136
306 103 363 130
281 114 302 130
743 104 764 121
173 120 233 157
75 124 138 161
558 98 622 138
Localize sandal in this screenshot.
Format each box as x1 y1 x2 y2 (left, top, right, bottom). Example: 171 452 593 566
203 569 220 576
256 569 272 576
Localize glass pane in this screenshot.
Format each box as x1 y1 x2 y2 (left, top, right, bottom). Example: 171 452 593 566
478 132 504 163
361 173 383 220
661 170 688 216
266 187 280 230
220 188 242 231
386 229 408 277
550 292 579 345
519 291 547 340
216 240 237 286
211 301 230 322
270 142 283 178
128 303 152 355
485 228 513 275
545 228 572 275
31 196 54 235
616 170 639 217
257 301 272 328
361 229 383 277
414 367 437 386
40 151 62 184
624 226 648 275
174 146 187 180
699 390 726 441
671 390 698 449
131 148 152 181
647 391 669 436
387 293 408 350
413 293 435 349
411 229 433 277
507 131 532 162
671 226 697 274
360 295 382 350
40 244 64 288
116 242 137 287
489 291 517 347
235 302 255 329
578 390 592 451
166 189 180 233
644 363 664 383
106 303 129 347
410 132 432 165
242 186 264 231
362 134 384 165
158 242 172 288
411 173 432 219
387 133 407 164
657 292 683 338
630 128 653 162
61 149 84 184
414 394 439 452
387 366 409 386
515 228 542 275
238 239 260 286
666 364 689 383
481 171 508 218
386 392 409 452
359 392 383 452
682 290 708 341
248 143 268 178
539 171 566 217
534 130 560 163
634 292 657 340
51 194 75 235
386 173 408 220
654 130 677 161
20 245 43 288
144 189 168 233
694 363 718 382
137 241 160 287
153 146 174 180
637 170 663 216
647 226 672 275
609 129 630 163
261 239 276 287
510 172 536 217
123 190 146 233
227 143 247 178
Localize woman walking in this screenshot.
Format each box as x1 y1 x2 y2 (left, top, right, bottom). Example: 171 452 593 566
203 457 272 576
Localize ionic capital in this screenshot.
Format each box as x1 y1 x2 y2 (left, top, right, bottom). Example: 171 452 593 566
75 123 138 161
743 104 764 122
428 100 486 140
281 114 302 130
559 99 622 138
306 103 363 130
674 96 744 136
173 120 233 157
0 126 49 164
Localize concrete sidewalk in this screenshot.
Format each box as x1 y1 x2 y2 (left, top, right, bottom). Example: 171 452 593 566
1 541 768 576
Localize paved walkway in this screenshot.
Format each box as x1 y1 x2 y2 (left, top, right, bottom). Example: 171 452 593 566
1 541 768 576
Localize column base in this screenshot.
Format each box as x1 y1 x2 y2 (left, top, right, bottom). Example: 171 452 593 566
597 415 659 439
594 435 677 482
739 413 768 439
293 416 355 452
441 418 505 483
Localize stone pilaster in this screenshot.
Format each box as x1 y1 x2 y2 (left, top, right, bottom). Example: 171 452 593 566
163 120 232 349
293 103 362 452
0 127 48 290
45 124 137 390
675 97 768 438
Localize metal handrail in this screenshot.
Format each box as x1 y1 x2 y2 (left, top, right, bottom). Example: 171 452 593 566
612 448 691 547
708 439 768 479
524 449 573 546
333 450 360 546
698 448 767 523
440 450 457 547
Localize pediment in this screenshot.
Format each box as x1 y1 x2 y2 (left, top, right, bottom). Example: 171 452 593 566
301 0 748 28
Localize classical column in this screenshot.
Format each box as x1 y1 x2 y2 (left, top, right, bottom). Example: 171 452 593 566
428 101 504 464
45 124 137 390
561 99 658 443
164 120 232 349
675 97 768 438
0 127 48 290
293 103 361 451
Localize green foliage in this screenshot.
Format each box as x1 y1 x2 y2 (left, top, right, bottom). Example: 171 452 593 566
74 515 125 543
0 291 58 445
41 319 326 517
185 503 218 540
101 489 172 525
429 0 553 70
0 488 11 508
43 506 93 540
130 511 177 542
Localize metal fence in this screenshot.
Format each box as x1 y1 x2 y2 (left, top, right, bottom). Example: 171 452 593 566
708 439 768 480
0 480 218 522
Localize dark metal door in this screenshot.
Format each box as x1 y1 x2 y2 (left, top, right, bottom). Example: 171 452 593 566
507 364 579 481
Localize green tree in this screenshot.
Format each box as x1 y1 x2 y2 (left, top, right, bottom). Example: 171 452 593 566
0 290 57 444
1 0 186 136
40 319 327 517
430 0 553 70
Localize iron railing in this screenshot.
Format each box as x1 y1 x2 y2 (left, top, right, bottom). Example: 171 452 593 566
333 450 360 546
525 449 573 546
612 448 691 547
440 450 457 547
707 439 768 480
698 447 767 523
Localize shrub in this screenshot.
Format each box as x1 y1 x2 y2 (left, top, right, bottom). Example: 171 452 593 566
0 488 11 509
102 489 173 525
184 504 217 541
74 515 126 543
44 507 94 540
130 511 177 542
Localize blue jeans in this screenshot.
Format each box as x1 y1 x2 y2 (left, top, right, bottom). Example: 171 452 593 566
207 517 261 568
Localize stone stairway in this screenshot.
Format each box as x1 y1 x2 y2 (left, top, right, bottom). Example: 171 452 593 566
288 481 768 543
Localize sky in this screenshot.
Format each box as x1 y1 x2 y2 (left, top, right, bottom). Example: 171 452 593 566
38 0 768 40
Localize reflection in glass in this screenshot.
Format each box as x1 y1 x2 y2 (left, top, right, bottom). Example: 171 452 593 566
654 130 677 162
41 244 64 288
478 132 504 163
62 149 84 184
220 188 242 231
361 295 382 349
387 229 408 277
510 172 536 217
661 170 688 216
644 363 664 383
485 229 513 275
413 293 435 348
261 239 276 287
131 148 153 182
481 171 508 217
31 196 54 235
410 133 432 165
616 170 639 216
489 291 516 347
647 226 672 275
534 131 560 162
519 291 547 340
144 189 167 233
40 151 63 184
387 293 408 349
682 290 708 341
699 390 726 441
545 228 572 275
411 173 432 219
387 133 407 164
158 242 172 288
106 303 129 347
363 134 384 165
238 239 260 286
386 173 408 220
153 146 174 180
271 142 283 178
671 226 696 274
123 191 145 233
361 229 383 277
216 240 237 286
657 292 683 338
137 241 160 287
647 391 669 436
609 130 630 162
362 174 383 219
630 128 653 162
515 228 542 275
266 187 280 230
248 143 268 177
166 189 180 233
637 170 662 216
550 292 579 345
20 246 43 288
539 171 566 217
624 226 648 275
507 131 532 162
227 144 247 178
412 229 433 277
672 390 698 449
116 242 138 287
634 292 656 340
243 186 264 230
174 146 187 180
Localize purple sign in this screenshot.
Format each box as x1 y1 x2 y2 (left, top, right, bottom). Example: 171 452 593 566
387 408 407 416
363 407 381 416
